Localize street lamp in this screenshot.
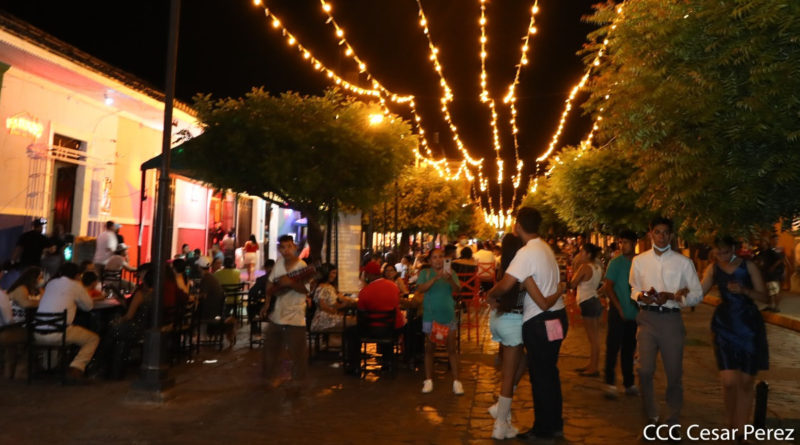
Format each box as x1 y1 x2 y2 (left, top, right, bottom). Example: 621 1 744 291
368 113 384 126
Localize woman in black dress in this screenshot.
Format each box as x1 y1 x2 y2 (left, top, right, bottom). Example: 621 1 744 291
701 236 768 439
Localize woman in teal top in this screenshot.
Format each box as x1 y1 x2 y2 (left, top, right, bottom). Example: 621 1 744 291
417 248 464 395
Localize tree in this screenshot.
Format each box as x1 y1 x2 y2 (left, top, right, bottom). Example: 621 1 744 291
583 0 800 237
367 164 478 251
519 177 571 239
185 88 416 262
541 146 654 235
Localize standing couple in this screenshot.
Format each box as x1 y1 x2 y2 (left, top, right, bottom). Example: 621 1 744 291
488 207 566 442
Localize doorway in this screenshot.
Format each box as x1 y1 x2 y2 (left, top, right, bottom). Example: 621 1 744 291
52 161 77 234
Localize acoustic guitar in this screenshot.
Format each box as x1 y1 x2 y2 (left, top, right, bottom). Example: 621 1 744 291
265 265 316 314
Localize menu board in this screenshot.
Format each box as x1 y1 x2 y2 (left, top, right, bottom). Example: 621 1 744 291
336 212 362 294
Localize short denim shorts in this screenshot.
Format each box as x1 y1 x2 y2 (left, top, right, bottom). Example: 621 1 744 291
579 297 604 319
489 310 524 347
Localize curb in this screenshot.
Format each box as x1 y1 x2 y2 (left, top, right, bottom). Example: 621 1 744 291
703 295 800 333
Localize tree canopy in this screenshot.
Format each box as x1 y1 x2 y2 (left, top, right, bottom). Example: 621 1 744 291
542 146 653 235
185 88 416 220
582 0 800 237
367 164 474 236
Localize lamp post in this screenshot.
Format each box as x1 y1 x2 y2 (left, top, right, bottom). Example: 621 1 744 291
132 0 180 397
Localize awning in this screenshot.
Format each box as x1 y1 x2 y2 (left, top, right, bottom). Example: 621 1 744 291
140 138 288 207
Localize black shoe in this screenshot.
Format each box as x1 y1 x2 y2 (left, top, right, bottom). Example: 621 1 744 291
516 428 555 443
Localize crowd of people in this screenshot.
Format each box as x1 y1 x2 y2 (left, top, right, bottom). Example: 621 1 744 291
0 210 795 444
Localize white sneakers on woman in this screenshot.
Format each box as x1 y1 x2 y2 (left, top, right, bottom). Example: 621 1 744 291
421 379 464 395
492 419 519 440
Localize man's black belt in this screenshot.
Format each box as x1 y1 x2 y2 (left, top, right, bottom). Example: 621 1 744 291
639 305 681 313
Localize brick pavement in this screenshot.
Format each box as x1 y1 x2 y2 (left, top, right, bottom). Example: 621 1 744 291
1 303 798 445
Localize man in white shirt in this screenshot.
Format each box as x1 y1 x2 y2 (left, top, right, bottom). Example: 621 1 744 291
260 235 311 387
629 217 702 433
490 207 566 441
36 262 99 380
93 221 118 277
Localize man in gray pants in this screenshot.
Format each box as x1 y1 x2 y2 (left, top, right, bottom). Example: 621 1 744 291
629 217 702 440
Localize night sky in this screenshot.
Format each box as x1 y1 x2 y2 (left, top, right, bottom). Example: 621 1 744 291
1 0 597 209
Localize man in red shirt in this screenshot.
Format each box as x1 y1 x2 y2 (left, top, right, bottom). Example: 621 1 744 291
343 272 406 374
357 274 406 330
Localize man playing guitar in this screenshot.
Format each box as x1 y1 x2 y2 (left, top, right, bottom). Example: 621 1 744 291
260 235 313 388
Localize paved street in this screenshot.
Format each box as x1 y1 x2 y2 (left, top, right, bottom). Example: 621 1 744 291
2 303 798 445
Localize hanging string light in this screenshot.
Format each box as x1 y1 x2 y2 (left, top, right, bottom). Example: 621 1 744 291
478 0 505 212
256 4 383 99
536 3 624 165
504 1 539 210
414 0 486 193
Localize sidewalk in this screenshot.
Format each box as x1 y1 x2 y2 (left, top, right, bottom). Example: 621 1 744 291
705 289 800 332
1 303 798 444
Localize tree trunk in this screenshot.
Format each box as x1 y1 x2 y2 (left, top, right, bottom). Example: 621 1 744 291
399 231 410 257
306 214 324 266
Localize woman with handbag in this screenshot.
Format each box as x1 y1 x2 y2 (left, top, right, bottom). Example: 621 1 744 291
417 248 463 395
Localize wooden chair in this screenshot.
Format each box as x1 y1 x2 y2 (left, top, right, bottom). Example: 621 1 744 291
455 270 483 345
27 310 71 385
356 309 399 378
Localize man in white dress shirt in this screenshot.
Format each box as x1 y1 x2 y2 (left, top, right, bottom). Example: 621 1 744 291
629 217 703 436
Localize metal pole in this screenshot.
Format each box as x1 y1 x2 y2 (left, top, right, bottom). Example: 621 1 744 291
393 180 399 252
133 0 180 394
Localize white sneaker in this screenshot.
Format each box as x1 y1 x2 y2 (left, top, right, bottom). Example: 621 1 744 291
452 380 464 395
492 419 519 440
488 402 513 422
421 379 433 394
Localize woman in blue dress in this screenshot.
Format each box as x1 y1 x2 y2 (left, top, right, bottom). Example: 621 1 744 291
701 236 768 438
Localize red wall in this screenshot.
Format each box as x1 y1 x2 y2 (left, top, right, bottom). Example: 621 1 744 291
177 228 205 256
118 223 149 267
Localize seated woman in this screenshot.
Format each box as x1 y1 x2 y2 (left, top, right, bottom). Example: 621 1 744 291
0 267 41 379
310 263 354 333
98 270 154 379
383 264 410 296
7 266 43 311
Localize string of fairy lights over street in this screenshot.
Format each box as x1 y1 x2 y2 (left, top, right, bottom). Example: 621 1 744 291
504 1 539 211
254 0 603 227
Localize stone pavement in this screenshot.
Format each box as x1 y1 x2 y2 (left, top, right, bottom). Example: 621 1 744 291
1 303 799 445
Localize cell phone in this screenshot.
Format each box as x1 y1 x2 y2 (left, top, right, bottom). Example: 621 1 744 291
443 259 452 274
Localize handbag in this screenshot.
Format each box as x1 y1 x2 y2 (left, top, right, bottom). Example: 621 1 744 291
430 320 450 346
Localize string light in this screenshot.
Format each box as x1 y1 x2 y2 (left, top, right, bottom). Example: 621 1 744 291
478 0 505 212
257 6 383 99
414 0 485 183
536 2 623 164
505 1 539 210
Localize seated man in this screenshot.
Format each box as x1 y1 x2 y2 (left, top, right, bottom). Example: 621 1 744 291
198 257 235 347
214 256 241 286
343 271 406 373
104 244 136 293
36 262 99 382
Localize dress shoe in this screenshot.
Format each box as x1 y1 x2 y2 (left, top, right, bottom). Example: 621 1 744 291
516 428 555 443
